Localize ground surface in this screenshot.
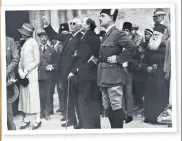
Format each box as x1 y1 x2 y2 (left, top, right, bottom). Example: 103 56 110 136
13 93 168 130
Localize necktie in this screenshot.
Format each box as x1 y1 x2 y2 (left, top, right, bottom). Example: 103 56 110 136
43 45 46 53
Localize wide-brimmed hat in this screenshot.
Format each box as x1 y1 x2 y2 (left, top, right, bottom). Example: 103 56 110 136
18 23 34 37
153 8 166 17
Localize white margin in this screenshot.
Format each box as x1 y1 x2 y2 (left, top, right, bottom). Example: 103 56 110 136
1 3 177 137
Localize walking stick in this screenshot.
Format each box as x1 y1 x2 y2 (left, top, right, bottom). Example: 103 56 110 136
65 77 70 129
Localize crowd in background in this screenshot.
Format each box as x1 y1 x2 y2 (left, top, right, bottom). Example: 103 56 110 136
6 8 172 130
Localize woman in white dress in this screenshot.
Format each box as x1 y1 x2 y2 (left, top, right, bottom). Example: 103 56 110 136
18 23 41 130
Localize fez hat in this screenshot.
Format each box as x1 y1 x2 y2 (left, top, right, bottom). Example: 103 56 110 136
132 24 139 30
59 23 69 33
37 31 48 37
18 23 34 37
153 24 166 34
122 22 132 32
100 9 118 22
153 8 166 17
145 28 153 36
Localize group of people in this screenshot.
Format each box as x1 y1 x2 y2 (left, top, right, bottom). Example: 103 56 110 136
6 8 172 130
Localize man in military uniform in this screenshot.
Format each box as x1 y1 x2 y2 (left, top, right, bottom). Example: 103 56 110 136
98 9 137 128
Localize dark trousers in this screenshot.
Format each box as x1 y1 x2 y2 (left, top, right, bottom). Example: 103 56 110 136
78 80 101 129
7 103 16 130
57 79 65 112
39 80 52 116
132 81 144 108
63 79 77 123
50 79 57 113
123 73 134 117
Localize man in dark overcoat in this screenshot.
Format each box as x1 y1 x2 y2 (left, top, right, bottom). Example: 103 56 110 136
42 17 83 128
98 9 137 128
68 17 102 129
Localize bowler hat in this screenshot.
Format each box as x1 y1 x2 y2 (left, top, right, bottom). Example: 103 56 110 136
18 23 34 37
100 9 118 22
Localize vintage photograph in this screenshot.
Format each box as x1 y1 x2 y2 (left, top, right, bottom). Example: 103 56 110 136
4 6 173 131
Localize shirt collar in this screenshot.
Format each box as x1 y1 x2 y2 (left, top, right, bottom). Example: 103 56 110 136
73 29 83 37
105 24 115 34
40 43 48 49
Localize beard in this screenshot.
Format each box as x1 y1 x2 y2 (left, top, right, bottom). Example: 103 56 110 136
148 35 162 51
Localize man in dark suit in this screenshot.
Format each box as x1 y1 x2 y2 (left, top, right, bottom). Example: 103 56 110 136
49 23 70 115
97 9 137 128
42 17 83 128
38 32 58 121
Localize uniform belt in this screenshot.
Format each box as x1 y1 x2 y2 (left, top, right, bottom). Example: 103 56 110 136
98 56 107 63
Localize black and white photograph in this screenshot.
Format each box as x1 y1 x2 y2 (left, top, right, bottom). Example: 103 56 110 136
1 4 176 134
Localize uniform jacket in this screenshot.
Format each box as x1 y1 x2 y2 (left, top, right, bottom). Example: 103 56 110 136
70 29 100 82
97 26 137 87
38 44 58 80
132 33 143 46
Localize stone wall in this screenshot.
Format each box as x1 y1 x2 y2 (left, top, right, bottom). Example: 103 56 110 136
29 8 170 42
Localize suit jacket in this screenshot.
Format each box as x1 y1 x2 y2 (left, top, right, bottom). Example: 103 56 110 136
97 26 137 87
6 37 19 101
70 30 100 82
38 44 58 80
6 37 19 79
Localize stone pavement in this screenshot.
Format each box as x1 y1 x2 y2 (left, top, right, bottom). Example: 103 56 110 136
13 93 169 130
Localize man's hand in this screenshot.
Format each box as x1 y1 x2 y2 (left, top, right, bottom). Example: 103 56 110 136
68 73 74 79
24 69 29 76
41 16 49 28
46 65 54 71
107 55 117 64
152 64 158 70
147 66 153 73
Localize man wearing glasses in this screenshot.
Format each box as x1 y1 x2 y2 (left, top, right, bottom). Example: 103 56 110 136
42 17 83 128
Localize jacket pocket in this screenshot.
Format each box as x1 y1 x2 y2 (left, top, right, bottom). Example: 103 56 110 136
100 63 123 85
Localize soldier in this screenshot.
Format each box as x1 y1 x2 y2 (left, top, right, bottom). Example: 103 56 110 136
98 9 137 128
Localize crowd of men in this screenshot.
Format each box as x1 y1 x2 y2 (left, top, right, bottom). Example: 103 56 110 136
6 8 172 130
